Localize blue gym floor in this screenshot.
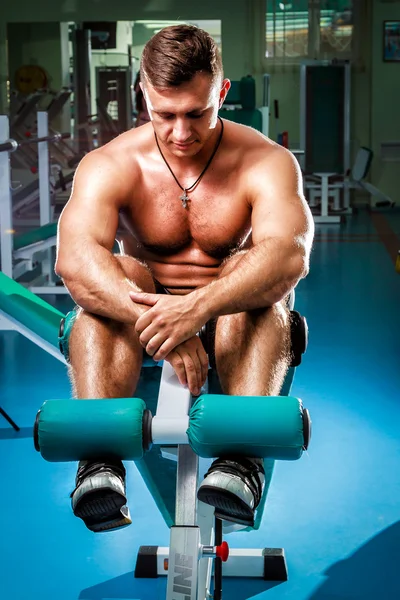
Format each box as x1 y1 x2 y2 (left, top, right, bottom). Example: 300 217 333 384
1 208 400 600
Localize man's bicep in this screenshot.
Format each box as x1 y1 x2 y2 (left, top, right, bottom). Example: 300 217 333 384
250 150 314 247
57 154 123 261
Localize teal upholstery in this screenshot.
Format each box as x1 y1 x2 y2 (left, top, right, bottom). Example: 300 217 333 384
14 222 58 251
188 395 305 460
219 75 263 132
36 397 147 462
0 271 64 348
36 394 306 462
219 108 263 132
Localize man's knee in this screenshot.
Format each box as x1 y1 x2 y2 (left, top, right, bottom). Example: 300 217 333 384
243 300 290 333
114 255 156 293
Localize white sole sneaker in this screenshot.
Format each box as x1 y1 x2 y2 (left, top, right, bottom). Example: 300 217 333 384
197 458 265 527
72 469 132 533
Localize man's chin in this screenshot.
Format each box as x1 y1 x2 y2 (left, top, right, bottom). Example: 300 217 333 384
171 143 200 157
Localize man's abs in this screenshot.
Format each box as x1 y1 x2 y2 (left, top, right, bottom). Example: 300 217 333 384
118 231 242 294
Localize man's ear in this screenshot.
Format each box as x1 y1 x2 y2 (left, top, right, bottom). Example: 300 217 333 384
219 78 231 109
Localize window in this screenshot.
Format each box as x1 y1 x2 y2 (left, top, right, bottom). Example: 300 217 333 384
265 0 353 62
320 1 353 58
266 1 309 59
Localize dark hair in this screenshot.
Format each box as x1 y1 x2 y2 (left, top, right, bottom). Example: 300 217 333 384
133 72 145 113
140 25 223 87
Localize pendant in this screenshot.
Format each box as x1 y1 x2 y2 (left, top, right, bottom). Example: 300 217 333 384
180 189 189 208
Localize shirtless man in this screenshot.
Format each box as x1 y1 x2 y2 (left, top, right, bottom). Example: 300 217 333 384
56 25 314 533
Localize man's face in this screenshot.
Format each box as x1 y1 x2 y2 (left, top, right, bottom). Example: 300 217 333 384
142 73 230 157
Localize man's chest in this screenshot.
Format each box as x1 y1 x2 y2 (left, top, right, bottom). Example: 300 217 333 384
122 177 252 258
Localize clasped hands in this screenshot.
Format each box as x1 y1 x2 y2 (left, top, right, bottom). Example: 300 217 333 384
129 291 209 396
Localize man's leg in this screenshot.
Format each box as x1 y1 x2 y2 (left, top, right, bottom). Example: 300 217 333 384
68 255 156 533
198 252 292 526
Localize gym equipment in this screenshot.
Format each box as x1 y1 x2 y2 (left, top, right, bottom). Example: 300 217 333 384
0 113 70 293
34 360 310 598
260 74 270 138
219 80 304 162
0 406 20 431
0 262 310 597
96 66 133 145
305 146 394 224
9 88 79 172
72 28 92 155
34 393 308 463
34 362 310 598
345 147 394 210
219 75 263 132
0 127 71 154
9 90 49 171
300 61 351 223
8 90 82 229
273 100 288 148
14 65 48 95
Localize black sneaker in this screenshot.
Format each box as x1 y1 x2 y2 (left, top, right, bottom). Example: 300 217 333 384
71 459 132 532
197 457 265 527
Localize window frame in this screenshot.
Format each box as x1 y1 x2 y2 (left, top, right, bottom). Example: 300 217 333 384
263 0 355 67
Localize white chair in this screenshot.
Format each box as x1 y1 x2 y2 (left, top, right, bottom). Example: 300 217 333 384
304 147 394 223
304 171 342 224
350 147 394 209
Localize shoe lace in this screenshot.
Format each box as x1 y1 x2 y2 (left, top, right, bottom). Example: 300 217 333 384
205 457 265 506
70 459 126 498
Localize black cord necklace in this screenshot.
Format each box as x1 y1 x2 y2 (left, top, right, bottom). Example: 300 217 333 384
154 116 224 208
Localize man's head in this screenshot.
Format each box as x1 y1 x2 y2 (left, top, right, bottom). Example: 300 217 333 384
140 24 223 89
140 25 230 157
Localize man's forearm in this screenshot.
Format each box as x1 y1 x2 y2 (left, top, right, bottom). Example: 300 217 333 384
56 245 145 323
193 238 308 319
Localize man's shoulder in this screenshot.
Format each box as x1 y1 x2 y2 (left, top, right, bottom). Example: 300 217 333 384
78 125 153 177
223 119 289 172
223 118 278 155
100 124 153 160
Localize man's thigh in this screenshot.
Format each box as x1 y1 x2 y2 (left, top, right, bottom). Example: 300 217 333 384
210 288 294 353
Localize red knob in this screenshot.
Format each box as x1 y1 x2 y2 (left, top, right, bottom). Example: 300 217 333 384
216 542 229 562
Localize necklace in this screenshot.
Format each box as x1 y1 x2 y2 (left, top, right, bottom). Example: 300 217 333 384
154 116 224 208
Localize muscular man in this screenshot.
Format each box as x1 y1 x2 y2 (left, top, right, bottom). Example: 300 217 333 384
56 25 314 533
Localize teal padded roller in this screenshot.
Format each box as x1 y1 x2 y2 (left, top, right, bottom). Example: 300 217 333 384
0 271 64 349
34 398 149 462
187 395 308 460
14 222 57 251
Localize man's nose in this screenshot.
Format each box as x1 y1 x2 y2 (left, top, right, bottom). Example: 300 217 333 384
173 119 192 142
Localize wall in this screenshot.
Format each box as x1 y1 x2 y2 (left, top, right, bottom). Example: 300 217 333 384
370 1 400 204
257 0 400 206
1 0 399 204
0 0 254 102
6 22 71 132
7 22 67 94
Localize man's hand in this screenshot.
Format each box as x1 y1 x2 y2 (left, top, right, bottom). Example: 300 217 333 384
129 291 208 360
164 336 209 396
